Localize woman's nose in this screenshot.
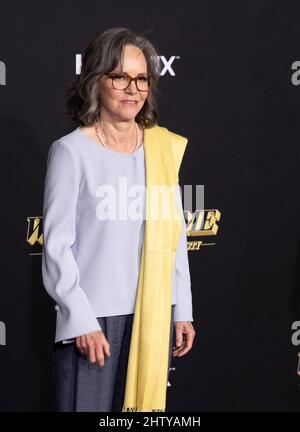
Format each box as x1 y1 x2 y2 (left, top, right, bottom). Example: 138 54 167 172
126 80 138 93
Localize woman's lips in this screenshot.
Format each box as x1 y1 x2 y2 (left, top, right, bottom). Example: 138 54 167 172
121 100 138 105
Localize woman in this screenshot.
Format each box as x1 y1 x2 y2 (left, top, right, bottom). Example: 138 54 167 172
42 27 196 412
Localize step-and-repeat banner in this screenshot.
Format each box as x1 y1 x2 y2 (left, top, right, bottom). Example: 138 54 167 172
0 0 300 411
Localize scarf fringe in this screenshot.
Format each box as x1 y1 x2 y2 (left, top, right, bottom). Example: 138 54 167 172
122 405 165 412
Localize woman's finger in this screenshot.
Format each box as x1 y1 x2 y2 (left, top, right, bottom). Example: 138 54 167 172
95 343 105 368
87 342 97 364
177 340 192 357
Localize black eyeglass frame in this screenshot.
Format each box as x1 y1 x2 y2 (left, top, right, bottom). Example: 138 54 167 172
104 72 152 91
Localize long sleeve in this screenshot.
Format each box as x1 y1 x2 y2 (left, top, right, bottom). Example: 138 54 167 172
173 184 194 322
42 139 102 343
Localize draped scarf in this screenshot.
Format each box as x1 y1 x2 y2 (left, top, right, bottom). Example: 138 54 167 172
122 124 188 412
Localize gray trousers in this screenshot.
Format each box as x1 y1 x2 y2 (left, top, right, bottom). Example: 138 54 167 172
52 305 175 412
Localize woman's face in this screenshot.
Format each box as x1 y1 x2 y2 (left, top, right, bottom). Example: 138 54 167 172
97 44 149 122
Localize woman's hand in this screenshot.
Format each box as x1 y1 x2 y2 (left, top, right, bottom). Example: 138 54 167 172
75 330 111 367
172 321 196 357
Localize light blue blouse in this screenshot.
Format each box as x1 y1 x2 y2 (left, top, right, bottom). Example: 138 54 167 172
42 126 193 343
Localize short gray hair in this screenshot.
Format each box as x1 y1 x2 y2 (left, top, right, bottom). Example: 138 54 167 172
65 27 161 128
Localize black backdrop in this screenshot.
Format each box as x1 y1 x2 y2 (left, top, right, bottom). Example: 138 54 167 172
0 0 300 412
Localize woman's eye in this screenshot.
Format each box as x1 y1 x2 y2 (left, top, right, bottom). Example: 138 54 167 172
114 75 125 81
138 77 147 82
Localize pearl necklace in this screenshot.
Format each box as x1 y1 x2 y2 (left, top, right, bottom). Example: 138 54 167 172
94 121 141 154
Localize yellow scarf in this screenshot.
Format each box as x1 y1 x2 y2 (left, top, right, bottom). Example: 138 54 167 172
122 124 188 412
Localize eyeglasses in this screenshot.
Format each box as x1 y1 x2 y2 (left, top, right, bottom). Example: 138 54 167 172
104 72 152 91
